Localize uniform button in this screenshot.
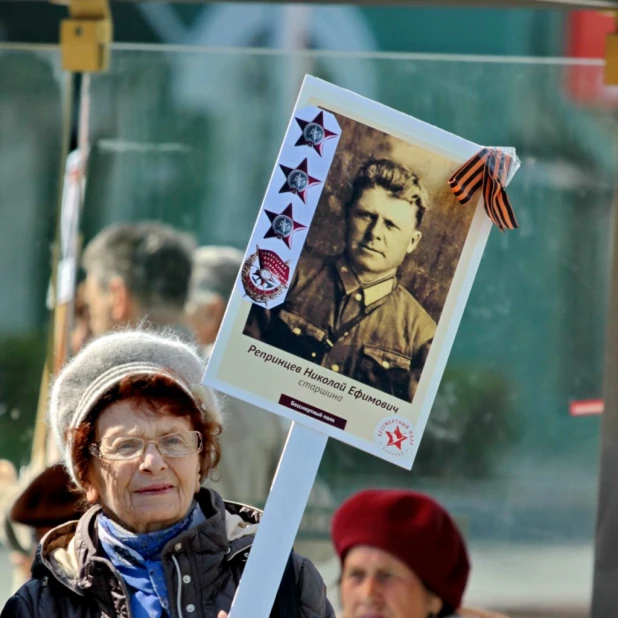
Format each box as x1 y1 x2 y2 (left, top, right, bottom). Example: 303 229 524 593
354 293 362 301
311 352 316 358
174 543 182 551
331 364 339 372
382 361 390 369
292 327 301 335
341 266 348 273
186 604 196 613
183 575 191 584
342 332 349 338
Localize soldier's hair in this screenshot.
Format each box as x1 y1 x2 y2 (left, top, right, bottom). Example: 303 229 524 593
82 222 195 313
348 159 430 228
186 245 244 308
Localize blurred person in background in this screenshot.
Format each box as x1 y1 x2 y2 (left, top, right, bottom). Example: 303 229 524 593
82 221 195 338
9 464 82 546
185 245 287 506
185 245 242 349
186 246 336 567
1 329 334 618
0 281 93 591
0 282 91 590
0 460 30 584
331 489 508 618
0 221 195 593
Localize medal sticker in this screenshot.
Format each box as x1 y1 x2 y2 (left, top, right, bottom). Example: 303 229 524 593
241 247 290 305
295 111 339 156
278 158 322 204
236 106 341 310
263 204 307 249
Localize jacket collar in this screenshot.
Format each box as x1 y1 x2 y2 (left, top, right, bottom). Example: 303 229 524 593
36 488 262 594
335 256 397 307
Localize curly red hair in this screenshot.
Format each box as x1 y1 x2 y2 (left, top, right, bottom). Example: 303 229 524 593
69 373 222 492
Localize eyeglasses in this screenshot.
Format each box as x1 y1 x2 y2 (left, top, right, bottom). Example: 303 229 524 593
89 431 203 461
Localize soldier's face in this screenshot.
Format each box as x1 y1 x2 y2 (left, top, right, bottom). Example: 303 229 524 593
347 186 421 283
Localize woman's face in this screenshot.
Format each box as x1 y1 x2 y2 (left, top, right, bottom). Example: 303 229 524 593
340 546 443 618
85 400 202 534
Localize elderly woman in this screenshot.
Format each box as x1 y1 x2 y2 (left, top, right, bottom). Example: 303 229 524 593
331 489 508 618
1 330 333 618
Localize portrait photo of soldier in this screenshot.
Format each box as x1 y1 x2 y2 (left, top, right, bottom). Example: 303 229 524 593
243 112 476 404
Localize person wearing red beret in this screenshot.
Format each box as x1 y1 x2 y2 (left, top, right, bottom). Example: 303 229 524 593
216 488 507 618
331 489 508 618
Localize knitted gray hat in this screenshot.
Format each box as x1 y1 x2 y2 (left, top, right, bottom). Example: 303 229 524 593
48 329 221 488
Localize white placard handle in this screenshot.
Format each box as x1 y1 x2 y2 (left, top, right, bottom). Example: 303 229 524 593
228 421 328 618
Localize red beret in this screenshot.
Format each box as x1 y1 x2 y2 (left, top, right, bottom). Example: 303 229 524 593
331 489 470 610
10 464 82 528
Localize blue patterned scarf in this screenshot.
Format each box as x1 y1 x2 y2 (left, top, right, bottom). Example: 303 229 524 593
97 502 205 618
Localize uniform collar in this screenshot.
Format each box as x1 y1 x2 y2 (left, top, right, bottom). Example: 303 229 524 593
335 256 397 306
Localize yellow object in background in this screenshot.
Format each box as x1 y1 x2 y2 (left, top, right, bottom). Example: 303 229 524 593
58 0 112 73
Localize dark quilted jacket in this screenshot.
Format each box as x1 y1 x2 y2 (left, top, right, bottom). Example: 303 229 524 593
0 488 335 618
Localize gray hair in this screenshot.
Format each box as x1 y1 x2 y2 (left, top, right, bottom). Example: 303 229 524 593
187 246 244 307
82 222 196 312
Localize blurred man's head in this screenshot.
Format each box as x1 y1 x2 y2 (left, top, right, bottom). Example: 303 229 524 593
185 246 243 346
345 159 429 284
82 222 195 336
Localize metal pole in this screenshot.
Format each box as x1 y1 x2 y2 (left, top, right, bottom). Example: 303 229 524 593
591 171 618 616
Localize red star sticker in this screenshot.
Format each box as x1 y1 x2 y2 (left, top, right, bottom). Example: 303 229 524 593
295 111 338 156
263 204 307 249
386 426 407 451
279 158 321 204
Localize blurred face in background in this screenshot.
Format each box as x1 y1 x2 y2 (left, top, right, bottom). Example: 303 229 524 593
185 293 226 347
83 273 137 336
340 546 442 618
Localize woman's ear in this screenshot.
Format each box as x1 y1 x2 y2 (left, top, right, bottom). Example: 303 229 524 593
427 592 443 617
85 483 99 504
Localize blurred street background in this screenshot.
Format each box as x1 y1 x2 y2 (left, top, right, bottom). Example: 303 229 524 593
1 2 615 616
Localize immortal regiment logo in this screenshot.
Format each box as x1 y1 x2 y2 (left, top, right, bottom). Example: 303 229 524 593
241 248 290 305
278 158 322 204
295 111 338 156
374 416 414 457
263 204 307 249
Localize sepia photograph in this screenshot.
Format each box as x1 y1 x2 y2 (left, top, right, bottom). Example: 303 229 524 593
242 111 477 403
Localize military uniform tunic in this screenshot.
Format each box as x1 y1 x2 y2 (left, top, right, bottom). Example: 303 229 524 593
244 256 436 403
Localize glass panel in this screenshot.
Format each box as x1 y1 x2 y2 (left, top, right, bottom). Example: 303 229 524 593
0 44 66 603
1 44 615 617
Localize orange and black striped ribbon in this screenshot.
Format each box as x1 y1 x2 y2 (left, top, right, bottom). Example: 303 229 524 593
448 147 518 232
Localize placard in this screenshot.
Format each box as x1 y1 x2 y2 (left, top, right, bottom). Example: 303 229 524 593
203 76 491 471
